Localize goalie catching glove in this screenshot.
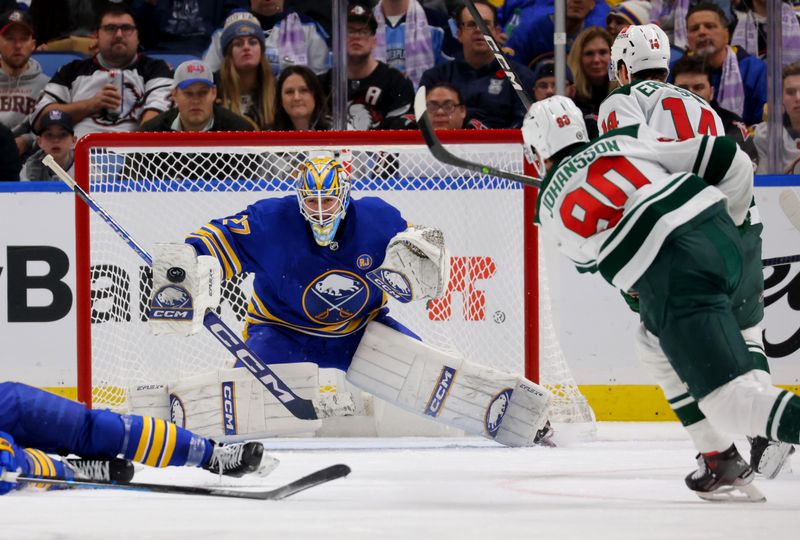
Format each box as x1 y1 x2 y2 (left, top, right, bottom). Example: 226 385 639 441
149 243 222 336
367 226 450 303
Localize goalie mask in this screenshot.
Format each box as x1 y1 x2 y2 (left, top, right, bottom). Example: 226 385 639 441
609 24 670 84
522 96 588 177
296 157 351 246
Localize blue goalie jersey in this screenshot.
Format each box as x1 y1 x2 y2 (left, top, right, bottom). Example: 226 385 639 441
185 195 412 370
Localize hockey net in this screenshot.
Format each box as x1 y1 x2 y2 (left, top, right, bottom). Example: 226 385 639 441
74 130 594 430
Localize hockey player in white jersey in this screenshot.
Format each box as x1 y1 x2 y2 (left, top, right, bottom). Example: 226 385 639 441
598 24 794 480
599 24 724 139
523 95 800 502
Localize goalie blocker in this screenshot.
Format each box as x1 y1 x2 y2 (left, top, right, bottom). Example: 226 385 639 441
347 323 552 447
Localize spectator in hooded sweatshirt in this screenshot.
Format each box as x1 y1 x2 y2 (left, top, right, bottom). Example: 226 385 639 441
0 9 50 158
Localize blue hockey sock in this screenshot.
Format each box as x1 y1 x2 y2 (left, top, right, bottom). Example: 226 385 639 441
121 415 213 468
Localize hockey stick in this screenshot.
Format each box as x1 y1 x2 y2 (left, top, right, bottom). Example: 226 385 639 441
462 0 533 110
17 463 351 500
44 154 351 421
762 254 800 266
413 87 540 188
414 93 797 270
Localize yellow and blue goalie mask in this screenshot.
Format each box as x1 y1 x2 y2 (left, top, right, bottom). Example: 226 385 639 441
295 157 351 246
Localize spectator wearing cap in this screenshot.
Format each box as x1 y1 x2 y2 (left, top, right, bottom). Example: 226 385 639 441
606 0 651 38
130 0 229 56
215 15 276 129
370 0 459 88
424 82 487 129
20 109 76 181
139 59 255 132
31 5 173 139
531 59 575 101
672 2 767 125
0 9 49 158
505 0 610 68
203 1 330 76
418 0 534 128
671 54 758 162
320 3 414 130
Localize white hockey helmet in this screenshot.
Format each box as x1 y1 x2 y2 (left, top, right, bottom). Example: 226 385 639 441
522 96 588 177
608 24 671 84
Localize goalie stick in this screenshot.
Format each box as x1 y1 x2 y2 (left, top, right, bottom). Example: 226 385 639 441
17 463 351 501
43 155 352 422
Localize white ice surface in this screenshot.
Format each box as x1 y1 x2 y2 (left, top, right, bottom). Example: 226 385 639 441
4 423 799 540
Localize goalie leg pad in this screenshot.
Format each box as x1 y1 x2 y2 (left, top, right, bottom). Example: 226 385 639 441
131 364 323 441
149 243 221 336
347 322 551 446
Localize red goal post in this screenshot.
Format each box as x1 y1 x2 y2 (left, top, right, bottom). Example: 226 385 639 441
72 129 591 426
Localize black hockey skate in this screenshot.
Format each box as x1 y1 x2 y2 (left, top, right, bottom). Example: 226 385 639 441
203 442 279 478
748 436 795 479
65 457 135 483
685 445 765 502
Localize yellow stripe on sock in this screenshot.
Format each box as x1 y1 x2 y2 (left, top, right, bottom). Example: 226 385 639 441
26 449 42 476
133 417 154 463
158 423 177 468
144 419 167 467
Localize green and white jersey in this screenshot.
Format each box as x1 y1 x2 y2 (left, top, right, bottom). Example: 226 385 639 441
535 124 753 290
598 80 724 140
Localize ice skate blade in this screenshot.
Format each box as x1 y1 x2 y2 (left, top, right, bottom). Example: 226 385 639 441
255 454 280 478
695 482 766 503
757 444 795 480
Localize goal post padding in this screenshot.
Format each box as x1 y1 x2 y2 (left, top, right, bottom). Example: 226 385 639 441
73 130 593 426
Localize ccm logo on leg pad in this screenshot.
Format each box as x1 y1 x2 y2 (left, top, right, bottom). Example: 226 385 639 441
425 366 456 417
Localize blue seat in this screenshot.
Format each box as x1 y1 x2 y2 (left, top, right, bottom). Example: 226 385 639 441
32 52 86 77
144 52 201 71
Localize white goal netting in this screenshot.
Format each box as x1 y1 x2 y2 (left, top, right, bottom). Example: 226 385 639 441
76 132 594 428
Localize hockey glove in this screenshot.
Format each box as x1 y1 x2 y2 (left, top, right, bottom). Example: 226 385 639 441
148 243 222 336
367 227 450 303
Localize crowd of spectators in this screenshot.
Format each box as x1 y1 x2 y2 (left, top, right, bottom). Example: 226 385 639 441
0 0 798 181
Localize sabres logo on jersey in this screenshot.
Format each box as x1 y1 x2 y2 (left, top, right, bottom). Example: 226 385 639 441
303 270 369 324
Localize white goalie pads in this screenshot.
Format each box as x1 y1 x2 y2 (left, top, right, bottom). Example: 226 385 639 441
128 364 323 441
346 322 552 446
367 226 450 303
148 243 222 336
